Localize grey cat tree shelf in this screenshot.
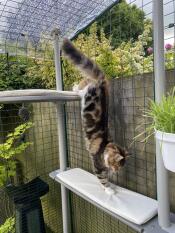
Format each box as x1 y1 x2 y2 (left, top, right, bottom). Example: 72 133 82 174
0 89 80 103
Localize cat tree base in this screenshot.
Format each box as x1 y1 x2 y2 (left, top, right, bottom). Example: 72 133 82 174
162 223 175 233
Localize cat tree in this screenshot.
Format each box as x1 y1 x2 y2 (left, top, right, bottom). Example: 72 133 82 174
49 1 175 232
0 1 175 232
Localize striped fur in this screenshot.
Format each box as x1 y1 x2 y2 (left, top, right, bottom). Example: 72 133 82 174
62 39 128 189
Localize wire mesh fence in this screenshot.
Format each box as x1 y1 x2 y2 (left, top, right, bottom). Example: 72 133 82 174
0 0 175 233
65 74 156 233
0 102 62 233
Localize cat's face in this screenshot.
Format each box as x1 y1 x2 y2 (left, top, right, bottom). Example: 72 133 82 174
104 143 128 172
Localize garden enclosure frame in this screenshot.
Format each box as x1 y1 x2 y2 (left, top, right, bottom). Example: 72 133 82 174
0 0 175 233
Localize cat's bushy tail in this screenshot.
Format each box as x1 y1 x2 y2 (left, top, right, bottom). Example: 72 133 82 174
62 39 105 81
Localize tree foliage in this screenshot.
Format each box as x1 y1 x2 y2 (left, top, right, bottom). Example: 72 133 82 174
17 19 173 90
0 2 174 91
62 21 153 88
97 0 145 47
0 55 45 91
0 217 15 233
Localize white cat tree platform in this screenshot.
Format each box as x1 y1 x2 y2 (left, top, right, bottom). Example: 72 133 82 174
49 168 160 232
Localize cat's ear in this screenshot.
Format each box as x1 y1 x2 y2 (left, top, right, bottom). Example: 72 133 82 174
123 149 130 159
115 154 124 162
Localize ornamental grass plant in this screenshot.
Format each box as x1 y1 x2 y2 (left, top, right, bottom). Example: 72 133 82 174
135 87 175 143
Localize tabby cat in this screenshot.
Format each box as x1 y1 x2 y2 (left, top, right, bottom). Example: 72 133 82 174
62 39 128 193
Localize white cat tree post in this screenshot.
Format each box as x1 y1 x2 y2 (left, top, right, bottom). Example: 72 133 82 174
52 28 71 233
154 0 175 232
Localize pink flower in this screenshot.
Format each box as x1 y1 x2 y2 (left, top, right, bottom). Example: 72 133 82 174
165 43 172 50
147 47 153 55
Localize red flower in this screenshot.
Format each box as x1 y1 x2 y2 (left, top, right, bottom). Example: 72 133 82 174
165 43 172 50
147 47 153 55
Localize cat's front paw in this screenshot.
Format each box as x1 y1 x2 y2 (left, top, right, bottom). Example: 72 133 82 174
72 84 79 92
104 186 115 195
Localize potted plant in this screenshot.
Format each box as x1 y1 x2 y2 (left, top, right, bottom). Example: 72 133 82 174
136 88 175 172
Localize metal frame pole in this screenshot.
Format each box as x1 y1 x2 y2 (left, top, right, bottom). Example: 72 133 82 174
153 0 171 229
52 28 71 233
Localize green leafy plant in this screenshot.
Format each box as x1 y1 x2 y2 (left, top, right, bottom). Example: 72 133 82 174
97 0 145 48
0 54 45 91
62 20 153 89
0 122 33 187
0 1 174 92
0 217 15 233
135 88 175 143
165 46 175 70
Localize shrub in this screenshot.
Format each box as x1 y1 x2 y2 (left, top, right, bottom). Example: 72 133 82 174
135 88 175 143
0 55 45 91
0 217 15 233
0 122 33 187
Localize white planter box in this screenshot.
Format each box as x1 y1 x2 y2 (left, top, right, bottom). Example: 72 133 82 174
155 130 175 172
